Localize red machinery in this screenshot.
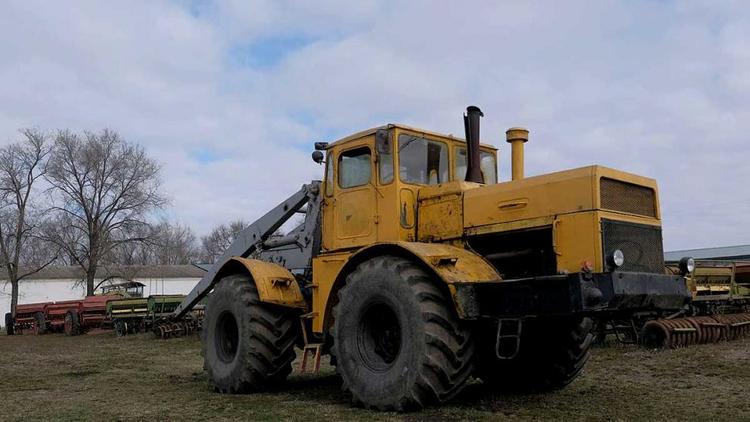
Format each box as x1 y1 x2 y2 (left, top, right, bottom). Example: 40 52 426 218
46 299 83 335
74 295 118 334
6 295 121 336
9 302 52 335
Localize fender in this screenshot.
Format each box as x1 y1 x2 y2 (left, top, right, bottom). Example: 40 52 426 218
215 257 307 310
321 241 502 331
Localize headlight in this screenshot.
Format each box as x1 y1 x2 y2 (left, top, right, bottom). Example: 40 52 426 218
607 249 625 269
679 257 695 275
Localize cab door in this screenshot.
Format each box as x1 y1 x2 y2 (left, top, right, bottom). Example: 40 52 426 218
323 143 378 250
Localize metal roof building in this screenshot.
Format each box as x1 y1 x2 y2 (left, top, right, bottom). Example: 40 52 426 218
665 245 750 262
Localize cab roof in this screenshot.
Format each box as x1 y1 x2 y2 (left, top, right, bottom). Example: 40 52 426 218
326 123 498 150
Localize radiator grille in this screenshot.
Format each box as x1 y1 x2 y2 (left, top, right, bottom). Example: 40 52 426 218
600 178 656 217
601 219 664 273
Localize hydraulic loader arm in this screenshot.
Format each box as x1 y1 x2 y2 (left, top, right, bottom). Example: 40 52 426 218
173 181 321 319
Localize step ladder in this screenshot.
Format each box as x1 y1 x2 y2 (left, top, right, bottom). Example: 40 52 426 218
299 312 323 375
495 318 523 359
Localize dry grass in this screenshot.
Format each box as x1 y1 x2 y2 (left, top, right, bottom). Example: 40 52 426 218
1 331 749 421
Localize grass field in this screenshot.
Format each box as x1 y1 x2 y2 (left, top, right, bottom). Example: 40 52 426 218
1 331 749 421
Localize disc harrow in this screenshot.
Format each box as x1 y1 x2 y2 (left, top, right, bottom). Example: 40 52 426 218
153 318 201 339
640 312 750 348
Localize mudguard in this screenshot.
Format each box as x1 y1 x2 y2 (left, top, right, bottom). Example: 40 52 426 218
218 257 307 310
322 242 502 328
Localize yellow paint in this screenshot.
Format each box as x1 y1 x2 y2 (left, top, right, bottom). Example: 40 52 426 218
671 264 747 300
311 251 351 332
417 181 477 242
390 241 501 284
506 127 528 180
229 258 307 309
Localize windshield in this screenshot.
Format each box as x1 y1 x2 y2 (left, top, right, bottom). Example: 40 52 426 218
398 134 448 185
455 147 497 184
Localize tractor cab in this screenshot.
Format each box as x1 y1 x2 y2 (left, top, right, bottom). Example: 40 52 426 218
315 124 497 251
99 281 145 298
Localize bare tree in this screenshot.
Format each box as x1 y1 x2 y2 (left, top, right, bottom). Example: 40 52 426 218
105 222 155 266
45 129 166 296
0 129 56 316
200 220 249 263
152 221 198 265
110 220 198 265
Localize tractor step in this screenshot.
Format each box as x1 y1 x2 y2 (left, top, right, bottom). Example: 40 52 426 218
298 312 323 374
495 318 523 360
300 343 323 374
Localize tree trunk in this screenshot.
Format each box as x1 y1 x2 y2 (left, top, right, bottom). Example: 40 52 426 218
10 278 18 317
86 266 96 296
86 233 99 296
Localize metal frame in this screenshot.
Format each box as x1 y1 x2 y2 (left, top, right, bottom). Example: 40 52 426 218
172 181 322 319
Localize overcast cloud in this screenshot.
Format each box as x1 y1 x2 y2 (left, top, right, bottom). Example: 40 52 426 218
0 0 748 250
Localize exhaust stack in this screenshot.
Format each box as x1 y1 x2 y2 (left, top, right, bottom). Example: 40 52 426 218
463 106 484 183
505 127 529 180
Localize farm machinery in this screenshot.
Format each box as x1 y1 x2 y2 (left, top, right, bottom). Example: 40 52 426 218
164 105 693 411
5 295 121 336
107 294 201 337
5 292 201 338
638 260 750 348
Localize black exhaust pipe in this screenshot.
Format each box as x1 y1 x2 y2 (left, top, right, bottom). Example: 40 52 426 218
464 105 484 183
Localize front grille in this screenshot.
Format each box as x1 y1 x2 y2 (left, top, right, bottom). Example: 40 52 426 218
600 178 657 217
601 219 664 273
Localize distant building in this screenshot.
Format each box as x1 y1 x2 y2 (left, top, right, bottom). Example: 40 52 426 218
665 245 750 263
0 265 205 318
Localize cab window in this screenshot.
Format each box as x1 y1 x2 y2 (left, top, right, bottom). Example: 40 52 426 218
338 147 372 188
378 143 394 184
455 147 498 184
398 134 448 185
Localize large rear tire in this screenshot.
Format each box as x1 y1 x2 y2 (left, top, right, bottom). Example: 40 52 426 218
202 274 299 393
64 311 81 336
4 313 13 336
476 317 594 392
331 256 475 411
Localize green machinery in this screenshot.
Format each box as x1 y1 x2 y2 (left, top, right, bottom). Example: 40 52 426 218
107 295 189 336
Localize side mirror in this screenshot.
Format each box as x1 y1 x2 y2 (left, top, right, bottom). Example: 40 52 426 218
311 150 325 164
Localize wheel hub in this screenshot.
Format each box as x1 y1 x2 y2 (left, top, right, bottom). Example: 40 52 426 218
215 311 239 363
357 302 402 372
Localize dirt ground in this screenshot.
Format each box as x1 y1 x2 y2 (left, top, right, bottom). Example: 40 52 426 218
0 331 748 422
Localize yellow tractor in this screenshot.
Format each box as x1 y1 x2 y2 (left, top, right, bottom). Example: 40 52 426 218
173 106 691 411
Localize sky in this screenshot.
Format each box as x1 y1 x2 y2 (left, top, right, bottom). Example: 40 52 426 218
0 0 748 251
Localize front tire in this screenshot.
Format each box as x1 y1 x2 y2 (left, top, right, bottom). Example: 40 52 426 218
331 256 475 411
476 317 594 392
202 274 299 393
